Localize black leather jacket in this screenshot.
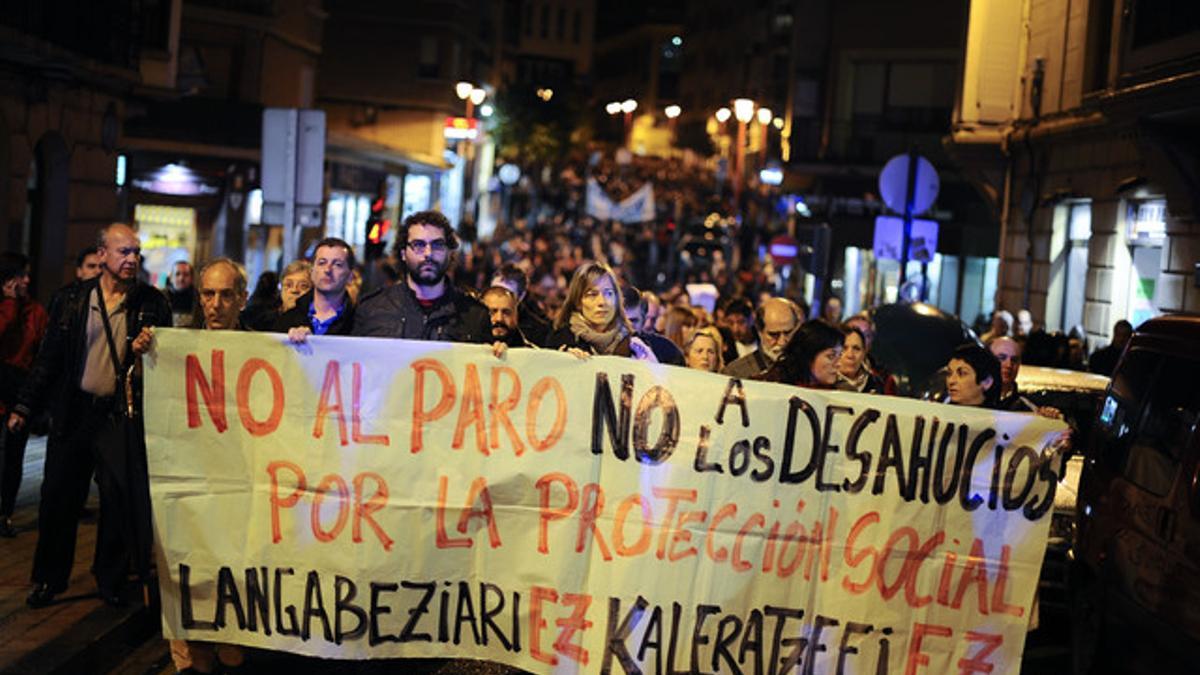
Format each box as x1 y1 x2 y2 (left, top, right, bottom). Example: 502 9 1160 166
14 277 172 422
351 280 490 343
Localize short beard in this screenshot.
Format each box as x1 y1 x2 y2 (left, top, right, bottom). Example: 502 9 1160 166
407 260 447 287
491 324 511 339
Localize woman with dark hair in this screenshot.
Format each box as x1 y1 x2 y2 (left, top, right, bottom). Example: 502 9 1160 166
240 271 281 331
763 319 845 388
836 324 888 394
0 252 48 536
942 343 1002 408
544 261 656 361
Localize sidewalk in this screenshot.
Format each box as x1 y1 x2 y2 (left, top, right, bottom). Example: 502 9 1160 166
0 436 158 674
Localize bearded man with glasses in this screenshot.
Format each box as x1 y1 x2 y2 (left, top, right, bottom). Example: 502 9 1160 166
352 210 489 342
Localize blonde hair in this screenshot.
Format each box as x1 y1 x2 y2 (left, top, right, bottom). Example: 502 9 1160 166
684 326 726 372
281 259 312 282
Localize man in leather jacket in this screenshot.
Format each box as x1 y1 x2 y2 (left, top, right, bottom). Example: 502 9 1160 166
7 223 172 608
352 210 488 342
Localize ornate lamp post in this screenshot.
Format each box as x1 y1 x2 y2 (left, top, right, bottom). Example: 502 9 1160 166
732 98 755 206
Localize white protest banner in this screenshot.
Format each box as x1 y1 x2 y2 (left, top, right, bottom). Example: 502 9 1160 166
587 178 656 223
144 329 1066 674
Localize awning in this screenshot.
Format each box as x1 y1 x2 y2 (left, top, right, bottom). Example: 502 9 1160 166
326 131 450 175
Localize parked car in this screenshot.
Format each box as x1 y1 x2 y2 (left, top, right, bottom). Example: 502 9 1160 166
1070 314 1200 674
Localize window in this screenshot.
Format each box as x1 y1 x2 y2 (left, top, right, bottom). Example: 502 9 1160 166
1098 349 1159 470
573 10 581 43
556 8 565 41
1121 355 1200 496
1050 201 1091 333
523 2 533 38
541 4 549 39
418 36 438 78
1128 198 1167 242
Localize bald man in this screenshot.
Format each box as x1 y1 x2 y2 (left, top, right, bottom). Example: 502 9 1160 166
8 223 172 608
722 297 804 379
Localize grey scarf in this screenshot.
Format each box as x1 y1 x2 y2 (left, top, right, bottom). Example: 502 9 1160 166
569 312 627 354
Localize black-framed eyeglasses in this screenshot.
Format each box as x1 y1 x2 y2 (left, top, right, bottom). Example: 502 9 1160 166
407 239 448 255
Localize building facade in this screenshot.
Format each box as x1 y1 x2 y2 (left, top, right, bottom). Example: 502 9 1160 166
950 0 1200 347
676 0 992 321
0 1 168 302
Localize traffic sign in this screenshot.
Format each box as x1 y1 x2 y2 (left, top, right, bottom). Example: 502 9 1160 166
768 234 800 264
879 154 939 215
873 215 938 263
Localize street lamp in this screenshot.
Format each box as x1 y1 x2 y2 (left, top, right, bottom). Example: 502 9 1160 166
732 99 755 206
715 107 731 123
664 105 681 148
733 98 755 124
455 82 485 119
605 101 621 115
756 107 772 167
621 99 637 146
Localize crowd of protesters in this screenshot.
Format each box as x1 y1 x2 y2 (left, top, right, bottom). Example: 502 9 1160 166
0 194 1124 672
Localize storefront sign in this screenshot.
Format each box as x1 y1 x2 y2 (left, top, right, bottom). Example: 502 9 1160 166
444 116 479 140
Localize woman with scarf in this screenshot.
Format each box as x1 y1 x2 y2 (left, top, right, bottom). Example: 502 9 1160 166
545 261 657 362
835 324 889 394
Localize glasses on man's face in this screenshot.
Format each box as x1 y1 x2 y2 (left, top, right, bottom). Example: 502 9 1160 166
407 239 448 255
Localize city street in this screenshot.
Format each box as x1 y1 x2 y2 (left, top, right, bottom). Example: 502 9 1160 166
3 0 1200 674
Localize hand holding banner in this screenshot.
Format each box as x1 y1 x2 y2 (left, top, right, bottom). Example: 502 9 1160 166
145 329 1066 673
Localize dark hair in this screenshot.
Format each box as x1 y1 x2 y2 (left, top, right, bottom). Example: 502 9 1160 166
249 271 281 303
841 323 867 346
620 284 644 315
773 320 845 385
494 262 528 298
75 246 100 268
393 210 458 257
312 237 357 270
725 297 753 320
950 344 1001 407
0 251 29 285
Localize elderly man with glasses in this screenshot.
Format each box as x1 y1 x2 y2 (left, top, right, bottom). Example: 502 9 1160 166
351 210 489 343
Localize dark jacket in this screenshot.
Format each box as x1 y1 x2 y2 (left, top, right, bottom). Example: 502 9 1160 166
721 348 773 379
272 290 356 336
352 280 490 343
518 295 552 346
15 277 172 422
997 387 1039 413
640 331 684 366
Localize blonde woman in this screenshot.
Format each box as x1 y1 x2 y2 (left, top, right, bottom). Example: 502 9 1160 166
684 326 725 373
279 259 313 312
